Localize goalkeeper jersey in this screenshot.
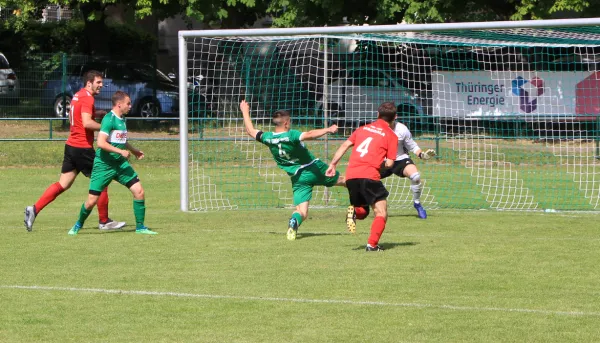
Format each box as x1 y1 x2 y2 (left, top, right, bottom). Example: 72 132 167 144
96 111 128 164
392 122 420 161
257 129 317 176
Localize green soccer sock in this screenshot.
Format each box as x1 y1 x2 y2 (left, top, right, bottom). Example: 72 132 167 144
77 203 92 226
133 199 146 229
291 212 303 228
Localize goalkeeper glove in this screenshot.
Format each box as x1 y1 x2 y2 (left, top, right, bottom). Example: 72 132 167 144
419 149 436 160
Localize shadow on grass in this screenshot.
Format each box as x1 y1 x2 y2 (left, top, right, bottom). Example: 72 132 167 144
266 231 348 239
387 213 421 219
351 241 419 251
297 232 347 240
77 228 136 235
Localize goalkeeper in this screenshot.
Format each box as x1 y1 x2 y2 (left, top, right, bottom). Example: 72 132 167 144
380 121 436 219
240 100 346 241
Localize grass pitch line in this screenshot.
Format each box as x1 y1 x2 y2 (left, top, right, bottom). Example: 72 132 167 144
2 285 599 317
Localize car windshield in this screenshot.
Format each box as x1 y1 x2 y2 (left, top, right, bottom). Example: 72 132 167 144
0 55 10 69
129 64 172 83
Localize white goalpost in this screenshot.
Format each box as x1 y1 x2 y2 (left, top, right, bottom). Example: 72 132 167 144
179 18 600 212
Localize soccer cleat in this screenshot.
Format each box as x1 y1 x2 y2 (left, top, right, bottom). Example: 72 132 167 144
24 206 36 232
286 217 298 241
68 223 82 236
366 244 384 252
135 226 158 235
99 218 126 230
414 202 427 219
345 205 356 234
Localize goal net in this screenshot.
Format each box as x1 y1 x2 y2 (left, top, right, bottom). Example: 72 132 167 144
179 20 600 212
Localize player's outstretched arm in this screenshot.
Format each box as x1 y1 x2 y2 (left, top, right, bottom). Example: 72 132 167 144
240 100 259 139
417 148 436 160
326 139 353 177
300 124 338 141
126 142 144 160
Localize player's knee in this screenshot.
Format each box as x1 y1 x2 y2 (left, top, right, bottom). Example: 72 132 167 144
60 181 72 191
133 187 144 200
409 172 421 184
85 194 99 209
372 206 388 220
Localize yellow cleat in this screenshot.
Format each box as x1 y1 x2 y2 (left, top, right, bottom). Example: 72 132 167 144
346 205 356 234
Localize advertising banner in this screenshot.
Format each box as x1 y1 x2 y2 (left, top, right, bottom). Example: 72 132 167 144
432 71 600 118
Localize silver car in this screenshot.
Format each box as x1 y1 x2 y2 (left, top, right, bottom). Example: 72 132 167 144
0 52 19 105
317 68 423 125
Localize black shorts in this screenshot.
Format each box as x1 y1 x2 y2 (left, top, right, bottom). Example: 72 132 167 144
380 158 415 179
61 144 95 177
346 178 389 207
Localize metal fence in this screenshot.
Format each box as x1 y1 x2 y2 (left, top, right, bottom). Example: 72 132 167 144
0 53 178 119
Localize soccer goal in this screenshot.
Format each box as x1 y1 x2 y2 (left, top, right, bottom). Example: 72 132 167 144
179 18 600 212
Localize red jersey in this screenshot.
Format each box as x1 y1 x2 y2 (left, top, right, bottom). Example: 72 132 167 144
65 88 95 148
345 119 398 181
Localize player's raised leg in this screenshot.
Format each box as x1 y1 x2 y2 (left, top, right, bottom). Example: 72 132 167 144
288 201 308 241
25 170 77 232
345 205 356 234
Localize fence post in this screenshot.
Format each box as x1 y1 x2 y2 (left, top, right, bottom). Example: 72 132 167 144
49 118 53 139
61 53 67 128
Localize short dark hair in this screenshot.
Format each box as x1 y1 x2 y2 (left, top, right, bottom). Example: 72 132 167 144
112 90 130 106
272 110 291 127
377 102 396 123
83 70 103 86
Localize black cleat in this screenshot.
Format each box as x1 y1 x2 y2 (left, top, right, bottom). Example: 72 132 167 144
366 244 384 252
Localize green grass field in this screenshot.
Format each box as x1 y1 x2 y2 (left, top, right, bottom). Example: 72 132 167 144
1 142 600 342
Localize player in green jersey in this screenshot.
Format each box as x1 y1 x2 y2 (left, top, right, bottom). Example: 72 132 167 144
240 100 346 240
68 90 157 235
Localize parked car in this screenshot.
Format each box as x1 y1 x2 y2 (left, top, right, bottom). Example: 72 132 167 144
0 52 20 105
41 60 179 118
315 67 424 126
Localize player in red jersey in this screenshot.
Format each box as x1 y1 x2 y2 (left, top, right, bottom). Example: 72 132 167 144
326 102 398 251
24 70 125 232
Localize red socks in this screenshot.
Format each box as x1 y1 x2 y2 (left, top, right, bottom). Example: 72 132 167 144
34 182 65 214
97 188 109 223
367 216 386 247
355 206 368 220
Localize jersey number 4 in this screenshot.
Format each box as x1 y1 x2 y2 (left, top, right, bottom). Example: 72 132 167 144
356 137 373 157
278 143 291 159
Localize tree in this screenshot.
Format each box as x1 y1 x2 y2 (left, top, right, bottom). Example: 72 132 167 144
0 0 265 55
265 0 600 27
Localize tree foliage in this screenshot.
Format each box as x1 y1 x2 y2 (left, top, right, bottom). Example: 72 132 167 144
0 0 598 32
266 0 600 27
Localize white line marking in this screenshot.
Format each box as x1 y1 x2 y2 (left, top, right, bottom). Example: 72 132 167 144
2 285 599 317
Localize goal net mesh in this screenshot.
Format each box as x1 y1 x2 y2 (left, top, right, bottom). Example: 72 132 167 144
183 25 600 212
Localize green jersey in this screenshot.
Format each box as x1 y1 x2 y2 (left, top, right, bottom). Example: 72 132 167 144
97 111 128 164
258 130 317 176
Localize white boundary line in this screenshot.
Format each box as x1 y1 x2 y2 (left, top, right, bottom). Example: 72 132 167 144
2 285 599 317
